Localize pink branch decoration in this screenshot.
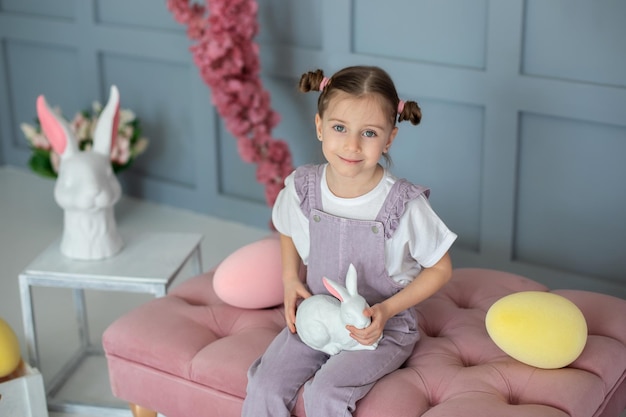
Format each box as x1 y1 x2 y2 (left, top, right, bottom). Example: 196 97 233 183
167 0 293 207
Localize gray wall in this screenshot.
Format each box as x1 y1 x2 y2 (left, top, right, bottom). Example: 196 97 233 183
1 0 625 297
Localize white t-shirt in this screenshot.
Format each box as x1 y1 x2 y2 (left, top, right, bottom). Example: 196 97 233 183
272 165 457 286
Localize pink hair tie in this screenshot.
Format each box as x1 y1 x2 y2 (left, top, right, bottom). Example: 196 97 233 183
397 100 405 114
319 77 330 91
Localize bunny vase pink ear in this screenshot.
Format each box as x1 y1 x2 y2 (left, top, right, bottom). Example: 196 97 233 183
36 95 75 156
36 85 121 158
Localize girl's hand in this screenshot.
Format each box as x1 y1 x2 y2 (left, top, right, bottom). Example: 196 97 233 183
346 303 391 346
347 252 453 345
283 279 312 333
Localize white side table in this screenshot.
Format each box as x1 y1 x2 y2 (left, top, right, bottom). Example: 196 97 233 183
18 232 203 416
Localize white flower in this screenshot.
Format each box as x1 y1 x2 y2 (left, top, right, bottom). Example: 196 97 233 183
132 137 149 157
71 113 92 141
20 123 36 141
119 109 136 126
21 123 51 150
88 116 98 141
92 101 102 113
120 125 133 139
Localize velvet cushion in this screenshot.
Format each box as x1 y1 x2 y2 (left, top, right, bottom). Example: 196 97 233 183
103 268 626 417
212 233 284 309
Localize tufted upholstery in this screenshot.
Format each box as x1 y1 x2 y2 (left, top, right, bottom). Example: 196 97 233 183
103 268 626 417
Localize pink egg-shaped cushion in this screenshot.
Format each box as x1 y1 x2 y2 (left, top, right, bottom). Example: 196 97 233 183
213 235 284 309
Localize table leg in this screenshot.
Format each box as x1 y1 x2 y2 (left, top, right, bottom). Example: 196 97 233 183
18 275 39 369
73 288 90 349
191 245 203 275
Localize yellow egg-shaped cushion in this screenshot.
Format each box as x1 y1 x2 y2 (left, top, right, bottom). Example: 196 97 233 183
0 317 21 377
486 291 587 369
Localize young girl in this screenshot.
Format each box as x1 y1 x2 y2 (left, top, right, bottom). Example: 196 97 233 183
242 65 457 417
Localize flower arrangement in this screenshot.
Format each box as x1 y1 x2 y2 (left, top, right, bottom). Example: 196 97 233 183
167 0 293 207
21 102 148 178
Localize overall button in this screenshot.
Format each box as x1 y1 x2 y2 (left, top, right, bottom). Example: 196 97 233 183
371 226 379 234
313 215 321 222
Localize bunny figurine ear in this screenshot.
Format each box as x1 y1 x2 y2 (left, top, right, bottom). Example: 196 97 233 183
323 264 359 301
322 264 357 302
36 95 78 157
92 85 120 156
344 264 358 296
323 276 350 302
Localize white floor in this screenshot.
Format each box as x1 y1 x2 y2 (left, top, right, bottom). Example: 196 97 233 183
0 166 268 417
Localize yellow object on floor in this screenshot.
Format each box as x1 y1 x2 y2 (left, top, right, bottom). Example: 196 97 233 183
0 318 21 378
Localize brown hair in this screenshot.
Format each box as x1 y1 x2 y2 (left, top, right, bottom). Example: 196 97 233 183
298 66 422 127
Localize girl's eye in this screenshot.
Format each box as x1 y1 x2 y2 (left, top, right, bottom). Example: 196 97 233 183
363 130 377 138
333 125 346 133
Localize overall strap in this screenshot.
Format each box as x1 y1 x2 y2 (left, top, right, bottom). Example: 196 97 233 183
375 179 430 240
294 164 324 217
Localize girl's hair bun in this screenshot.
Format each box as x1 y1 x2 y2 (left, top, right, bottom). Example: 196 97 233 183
398 100 421 125
299 69 325 93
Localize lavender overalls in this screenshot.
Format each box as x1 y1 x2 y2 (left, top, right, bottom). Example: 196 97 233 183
242 165 429 417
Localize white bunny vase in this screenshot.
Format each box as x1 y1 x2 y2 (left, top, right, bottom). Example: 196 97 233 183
36 85 124 260
295 264 381 355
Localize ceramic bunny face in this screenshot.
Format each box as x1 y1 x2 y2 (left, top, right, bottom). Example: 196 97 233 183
54 150 121 211
295 264 380 355
36 85 124 260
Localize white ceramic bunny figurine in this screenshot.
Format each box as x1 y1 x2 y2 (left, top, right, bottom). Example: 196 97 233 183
36 85 124 260
295 264 381 355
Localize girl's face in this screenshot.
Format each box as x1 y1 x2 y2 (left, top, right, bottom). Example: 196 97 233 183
315 92 398 195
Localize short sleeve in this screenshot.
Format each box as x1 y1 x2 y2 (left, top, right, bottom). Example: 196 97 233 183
403 195 457 268
272 171 297 236
271 171 312 264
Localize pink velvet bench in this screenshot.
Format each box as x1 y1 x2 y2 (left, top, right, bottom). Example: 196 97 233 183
103 268 626 417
